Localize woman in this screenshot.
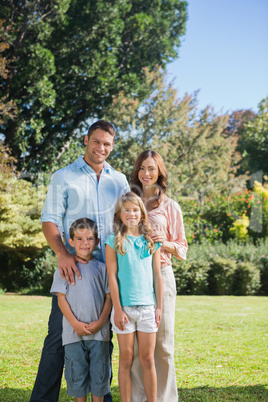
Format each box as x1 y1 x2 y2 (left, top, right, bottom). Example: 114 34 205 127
130 150 188 402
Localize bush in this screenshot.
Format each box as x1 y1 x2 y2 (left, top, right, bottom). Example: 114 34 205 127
23 248 57 294
208 256 236 295
173 262 188 295
174 259 210 295
259 256 268 295
0 248 57 294
233 261 261 295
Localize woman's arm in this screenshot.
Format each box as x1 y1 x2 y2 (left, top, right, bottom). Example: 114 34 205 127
152 248 163 328
57 292 93 336
151 201 188 260
106 244 129 331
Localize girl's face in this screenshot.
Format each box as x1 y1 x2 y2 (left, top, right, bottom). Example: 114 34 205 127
120 201 142 228
138 157 159 187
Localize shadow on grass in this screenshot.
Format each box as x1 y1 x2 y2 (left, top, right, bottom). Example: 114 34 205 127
0 388 32 402
0 386 121 402
1 385 267 401
178 384 268 401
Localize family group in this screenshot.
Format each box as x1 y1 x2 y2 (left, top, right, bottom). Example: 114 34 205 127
30 120 188 402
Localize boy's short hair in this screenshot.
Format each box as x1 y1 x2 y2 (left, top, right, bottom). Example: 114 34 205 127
87 120 116 139
69 218 98 241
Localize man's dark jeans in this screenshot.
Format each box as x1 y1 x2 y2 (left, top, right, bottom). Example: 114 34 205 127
30 295 113 402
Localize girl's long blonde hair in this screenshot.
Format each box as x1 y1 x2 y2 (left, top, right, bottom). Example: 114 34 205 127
113 192 155 256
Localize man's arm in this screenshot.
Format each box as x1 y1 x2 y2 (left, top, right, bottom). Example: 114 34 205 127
57 292 93 336
42 222 84 285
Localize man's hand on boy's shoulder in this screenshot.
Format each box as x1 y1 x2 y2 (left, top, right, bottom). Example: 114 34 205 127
57 251 86 285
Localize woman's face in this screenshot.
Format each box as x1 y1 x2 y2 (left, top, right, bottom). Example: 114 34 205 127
138 157 159 188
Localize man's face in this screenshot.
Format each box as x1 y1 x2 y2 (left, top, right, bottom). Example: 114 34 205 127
84 129 114 167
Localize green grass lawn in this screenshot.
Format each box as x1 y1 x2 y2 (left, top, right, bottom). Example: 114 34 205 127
0 295 267 401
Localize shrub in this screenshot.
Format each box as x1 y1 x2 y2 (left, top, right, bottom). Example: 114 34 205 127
0 248 57 294
173 257 210 295
233 261 261 295
23 248 57 294
258 256 268 295
208 256 236 295
173 262 188 295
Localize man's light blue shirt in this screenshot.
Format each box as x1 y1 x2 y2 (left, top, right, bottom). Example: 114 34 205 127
41 156 129 262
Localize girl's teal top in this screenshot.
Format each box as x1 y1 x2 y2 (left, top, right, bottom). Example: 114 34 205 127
105 234 161 306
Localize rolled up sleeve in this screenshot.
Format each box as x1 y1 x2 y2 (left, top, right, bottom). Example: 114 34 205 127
41 172 67 226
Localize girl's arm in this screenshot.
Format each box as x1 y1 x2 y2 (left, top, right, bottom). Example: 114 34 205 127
86 293 112 333
106 244 129 331
152 248 163 328
57 293 93 336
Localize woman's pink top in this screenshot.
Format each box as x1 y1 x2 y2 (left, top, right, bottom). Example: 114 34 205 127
148 197 188 268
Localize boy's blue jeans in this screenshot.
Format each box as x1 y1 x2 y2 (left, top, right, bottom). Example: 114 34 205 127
30 295 113 402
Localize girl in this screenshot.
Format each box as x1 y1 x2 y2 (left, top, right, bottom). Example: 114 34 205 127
130 150 188 402
105 192 163 402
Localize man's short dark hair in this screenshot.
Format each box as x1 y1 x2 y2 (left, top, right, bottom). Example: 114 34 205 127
69 218 98 240
87 120 116 139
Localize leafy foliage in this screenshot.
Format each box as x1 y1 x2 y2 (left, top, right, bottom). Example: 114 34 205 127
0 0 187 171
0 143 47 259
238 97 268 177
0 20 17 125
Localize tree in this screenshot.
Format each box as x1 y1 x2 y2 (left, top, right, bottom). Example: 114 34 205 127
237 97 268 177
106 69 240 199
0 142 47 257
0 0 187 171
0 20 16 126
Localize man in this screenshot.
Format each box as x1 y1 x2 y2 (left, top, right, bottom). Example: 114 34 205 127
31 120 129 402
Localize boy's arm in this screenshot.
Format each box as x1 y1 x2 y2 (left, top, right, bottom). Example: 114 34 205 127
106 244 129 331
85 293 112 333
152 248 163 328
57 292 93 336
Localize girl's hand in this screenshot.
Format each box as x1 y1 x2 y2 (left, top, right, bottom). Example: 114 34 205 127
114 309 129 331
155 307 162 328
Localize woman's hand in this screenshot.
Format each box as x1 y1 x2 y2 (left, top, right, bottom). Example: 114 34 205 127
150 228 166 244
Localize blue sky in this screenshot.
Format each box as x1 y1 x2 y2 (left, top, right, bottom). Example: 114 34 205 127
167 0 268 114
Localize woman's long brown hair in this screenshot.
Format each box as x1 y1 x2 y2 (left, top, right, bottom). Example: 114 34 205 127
130 150 168 206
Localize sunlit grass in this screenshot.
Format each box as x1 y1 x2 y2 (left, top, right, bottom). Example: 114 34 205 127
0 295 267 401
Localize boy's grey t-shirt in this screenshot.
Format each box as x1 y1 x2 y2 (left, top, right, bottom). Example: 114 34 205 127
50 259 110 346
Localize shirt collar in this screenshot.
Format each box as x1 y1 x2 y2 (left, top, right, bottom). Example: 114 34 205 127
75 156 111 174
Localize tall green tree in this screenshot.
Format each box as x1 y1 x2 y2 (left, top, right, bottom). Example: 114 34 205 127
237 97 268 177
0 20 16 126
106 69 240 198
0 0 187 171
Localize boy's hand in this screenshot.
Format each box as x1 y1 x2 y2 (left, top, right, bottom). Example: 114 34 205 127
85 321 101 334
114 309 129 331
73 321 93 336
155 307 162 328
57 251 86 285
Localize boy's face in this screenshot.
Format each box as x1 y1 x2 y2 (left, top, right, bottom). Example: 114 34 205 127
68 228 99 261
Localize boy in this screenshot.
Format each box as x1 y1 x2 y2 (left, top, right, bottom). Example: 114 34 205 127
50 218 112 402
